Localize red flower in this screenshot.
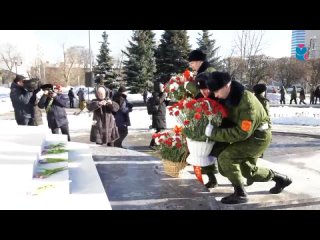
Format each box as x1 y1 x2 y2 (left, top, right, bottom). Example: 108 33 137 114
183 120 190 125
194 113 201 120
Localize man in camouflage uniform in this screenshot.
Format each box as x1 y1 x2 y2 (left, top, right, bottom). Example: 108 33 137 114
188 50 218 188
206 72 292 204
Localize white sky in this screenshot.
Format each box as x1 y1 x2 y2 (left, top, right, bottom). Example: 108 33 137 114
0 30 292 75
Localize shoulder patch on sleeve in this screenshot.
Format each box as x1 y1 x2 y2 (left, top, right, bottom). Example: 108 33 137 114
241 120 252 132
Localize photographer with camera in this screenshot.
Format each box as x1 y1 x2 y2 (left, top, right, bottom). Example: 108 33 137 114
88 85 120 146
38 84 70 141
10 75 34 126
113 86 133 148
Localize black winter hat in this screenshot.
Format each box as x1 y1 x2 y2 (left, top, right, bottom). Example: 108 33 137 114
118 86 127 93
253 84 267 95
188 50 207 62
206 72 231 91
195 72 209 89
13 75 26 82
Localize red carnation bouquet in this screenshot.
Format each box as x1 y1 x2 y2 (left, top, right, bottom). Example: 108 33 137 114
168 98 228 141
163 69 198 101
152 126 188 162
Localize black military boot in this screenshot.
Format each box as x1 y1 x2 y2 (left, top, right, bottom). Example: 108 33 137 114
205 172 218 188
269 171 292 194
221 185 248 204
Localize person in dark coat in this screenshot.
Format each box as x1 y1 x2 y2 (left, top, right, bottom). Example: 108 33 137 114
310 86 315 104
299 88 306 104
87 85 120 146
279 86 286 104
38 84 70 141
142 89 148 104
290 86 297 104
315 86 320 104
113 86 133 148
68 88 75 108
149 91 167 148
10 75 34 126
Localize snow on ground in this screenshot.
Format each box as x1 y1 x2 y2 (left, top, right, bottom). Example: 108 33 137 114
2 86 320 132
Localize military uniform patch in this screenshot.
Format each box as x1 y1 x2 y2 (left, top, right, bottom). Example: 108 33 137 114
241 120 252 132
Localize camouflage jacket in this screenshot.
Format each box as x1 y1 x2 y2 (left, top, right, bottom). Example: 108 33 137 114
209 81 270 143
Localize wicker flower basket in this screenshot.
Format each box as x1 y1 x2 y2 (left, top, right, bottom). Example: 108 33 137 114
162 159 187 178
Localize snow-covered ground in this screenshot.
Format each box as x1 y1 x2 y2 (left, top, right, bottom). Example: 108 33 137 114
1 86 320 133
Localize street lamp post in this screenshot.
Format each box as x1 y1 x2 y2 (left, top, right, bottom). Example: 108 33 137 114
14 60 22 75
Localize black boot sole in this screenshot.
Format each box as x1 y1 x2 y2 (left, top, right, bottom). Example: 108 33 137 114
269 178 292 194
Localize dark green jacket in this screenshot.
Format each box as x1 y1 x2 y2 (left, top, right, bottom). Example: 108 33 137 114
209 81 270 143
255 93 271 128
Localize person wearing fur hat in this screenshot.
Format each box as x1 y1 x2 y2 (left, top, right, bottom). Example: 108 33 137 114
112 85 133 148
205 72 292 204
188 49 216 77
253 83 270 120
188 50 218 188
87 85 120 146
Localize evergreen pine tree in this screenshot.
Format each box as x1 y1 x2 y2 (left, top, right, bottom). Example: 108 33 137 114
196 30 221 70
122 30 156 93
93 31 116 88
155 30 191 85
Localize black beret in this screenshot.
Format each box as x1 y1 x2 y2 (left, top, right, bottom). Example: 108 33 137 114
195 72 209 89
253 84 267 95
188 50 207 62
206 72 231 92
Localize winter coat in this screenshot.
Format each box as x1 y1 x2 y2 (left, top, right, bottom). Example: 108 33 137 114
29 89 43 126
291 87 297 99
113 92 132 129
88 86 120 144
209 81 271 143
10 81 34 122
151 92 167 130
38 93 69 129
299 89 306 100
255 93 271 127
280 87 286 97
77 89 85 101
68 89 75 99
197 61 215 75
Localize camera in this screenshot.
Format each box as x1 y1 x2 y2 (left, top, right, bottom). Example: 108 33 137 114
23 78 40 92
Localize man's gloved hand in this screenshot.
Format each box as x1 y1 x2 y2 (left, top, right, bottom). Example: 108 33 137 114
205 123 214 137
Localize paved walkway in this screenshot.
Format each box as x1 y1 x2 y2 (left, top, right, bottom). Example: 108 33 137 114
2 108 320 209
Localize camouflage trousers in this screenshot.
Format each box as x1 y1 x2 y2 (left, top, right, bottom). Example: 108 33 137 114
218 129 274 186
201 142 231 174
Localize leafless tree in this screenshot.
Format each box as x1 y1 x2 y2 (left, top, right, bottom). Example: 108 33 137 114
274 57 307 88
306 59 320 88
0 43 22 75
229 30 270 89
61 45 90 86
